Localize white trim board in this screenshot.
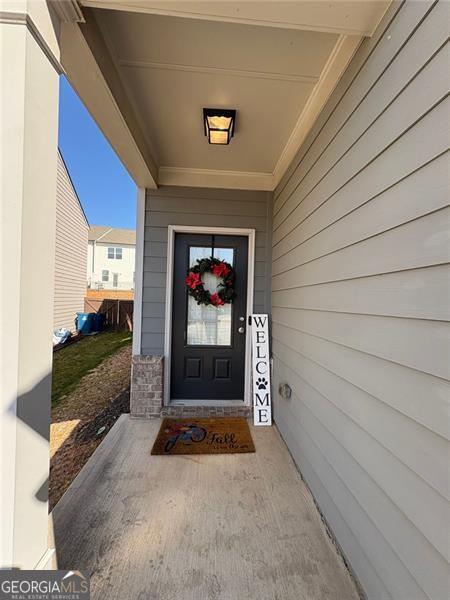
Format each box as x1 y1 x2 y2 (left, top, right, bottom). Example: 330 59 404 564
132 187 145 355
163 225 256 407
158 166 274 192
80 1 391 37
119 59 319 85
34 548 57 570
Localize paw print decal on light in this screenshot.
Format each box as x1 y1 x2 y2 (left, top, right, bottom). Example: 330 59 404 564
256 377 268 390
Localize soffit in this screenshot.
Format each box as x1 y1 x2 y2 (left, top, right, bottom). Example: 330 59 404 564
67 2 392 189
94 9 337 175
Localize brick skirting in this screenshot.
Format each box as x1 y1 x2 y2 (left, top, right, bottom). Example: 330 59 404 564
130 354 252 418
130 355 164 418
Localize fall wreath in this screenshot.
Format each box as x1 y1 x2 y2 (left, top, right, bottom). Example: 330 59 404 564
185 257 235 307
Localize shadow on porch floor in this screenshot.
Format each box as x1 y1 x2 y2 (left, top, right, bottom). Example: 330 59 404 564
51 415 360 600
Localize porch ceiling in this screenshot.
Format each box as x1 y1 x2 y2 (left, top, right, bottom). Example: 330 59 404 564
63 1 391 190
95 9 337 173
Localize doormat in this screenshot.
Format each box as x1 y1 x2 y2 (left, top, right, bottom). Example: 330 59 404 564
151 418 255 455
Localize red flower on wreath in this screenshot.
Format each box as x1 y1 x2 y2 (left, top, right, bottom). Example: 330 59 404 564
212 261 231 278
185 257 234 307
210 293 225 307
185 272 202 289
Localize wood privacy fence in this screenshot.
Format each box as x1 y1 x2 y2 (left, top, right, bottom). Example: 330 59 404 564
84 298 134 331
86 288 134 301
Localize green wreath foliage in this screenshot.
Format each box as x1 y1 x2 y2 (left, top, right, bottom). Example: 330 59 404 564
185 257 235 307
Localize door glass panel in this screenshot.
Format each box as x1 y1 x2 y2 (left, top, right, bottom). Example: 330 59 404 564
187 246 233 346
189 246 212 265
214 247 234 264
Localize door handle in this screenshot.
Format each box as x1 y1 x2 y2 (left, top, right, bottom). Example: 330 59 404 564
238 327 245 334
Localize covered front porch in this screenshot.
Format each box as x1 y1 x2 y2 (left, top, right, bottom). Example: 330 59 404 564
3 1 447 599
51 415 359 600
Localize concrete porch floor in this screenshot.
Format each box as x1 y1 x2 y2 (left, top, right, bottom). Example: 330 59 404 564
51 415 360 600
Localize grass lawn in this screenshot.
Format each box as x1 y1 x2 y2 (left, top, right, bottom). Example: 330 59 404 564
52 331 132 407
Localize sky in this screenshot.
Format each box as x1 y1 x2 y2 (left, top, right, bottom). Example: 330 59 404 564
58 76 136 229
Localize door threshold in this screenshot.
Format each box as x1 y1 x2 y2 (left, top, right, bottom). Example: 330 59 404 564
169 399 246 407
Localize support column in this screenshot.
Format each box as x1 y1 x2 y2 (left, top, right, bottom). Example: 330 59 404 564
1 3 60 569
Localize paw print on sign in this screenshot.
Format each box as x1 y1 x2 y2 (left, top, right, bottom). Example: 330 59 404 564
256 377 268 390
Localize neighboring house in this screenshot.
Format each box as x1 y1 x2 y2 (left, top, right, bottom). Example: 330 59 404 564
4 4 449 600
87 226 135 291
54 151 88 332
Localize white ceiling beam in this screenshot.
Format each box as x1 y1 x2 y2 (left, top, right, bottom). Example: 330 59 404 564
158 166 274 192
60 8 158 188
51 0 85 23
118 59 319 85
80 0 391 37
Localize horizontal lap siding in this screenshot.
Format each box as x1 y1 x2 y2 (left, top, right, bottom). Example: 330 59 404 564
142 187 271 354
271 3 450 600
54 155 88 332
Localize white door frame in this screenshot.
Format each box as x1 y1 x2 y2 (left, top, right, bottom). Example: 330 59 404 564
163 225 255 406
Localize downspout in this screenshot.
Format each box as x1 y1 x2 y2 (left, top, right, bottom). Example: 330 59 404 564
92 241 95 281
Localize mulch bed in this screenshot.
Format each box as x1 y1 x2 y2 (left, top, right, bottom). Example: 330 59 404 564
75 389 130 443
49 345 131 511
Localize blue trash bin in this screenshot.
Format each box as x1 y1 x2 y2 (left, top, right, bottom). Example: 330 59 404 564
76 312 95 335
92 312 105 333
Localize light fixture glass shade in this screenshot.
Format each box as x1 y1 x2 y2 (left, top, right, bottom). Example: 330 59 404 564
209 130 228 145
203 108 236 145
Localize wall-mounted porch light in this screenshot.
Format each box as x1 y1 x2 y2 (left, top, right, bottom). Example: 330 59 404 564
203 108 236 145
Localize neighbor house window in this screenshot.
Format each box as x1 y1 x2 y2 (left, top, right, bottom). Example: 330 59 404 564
102 270 109 282
108 247 122 259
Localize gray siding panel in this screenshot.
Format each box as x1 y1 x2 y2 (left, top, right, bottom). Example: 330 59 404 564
53 154 88 331
142 186 271 354
271 3 449 600
272 153 448 270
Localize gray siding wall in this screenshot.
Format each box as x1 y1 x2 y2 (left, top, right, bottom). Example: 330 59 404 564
54 154 88 331
271 2 449 599
142 186 272 354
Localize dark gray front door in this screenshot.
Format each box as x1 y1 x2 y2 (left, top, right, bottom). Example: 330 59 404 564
170 233 248 400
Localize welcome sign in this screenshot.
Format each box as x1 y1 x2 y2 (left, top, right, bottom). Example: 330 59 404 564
250 314 272 426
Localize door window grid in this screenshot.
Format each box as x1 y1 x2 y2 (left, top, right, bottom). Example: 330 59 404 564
186 246 234 346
